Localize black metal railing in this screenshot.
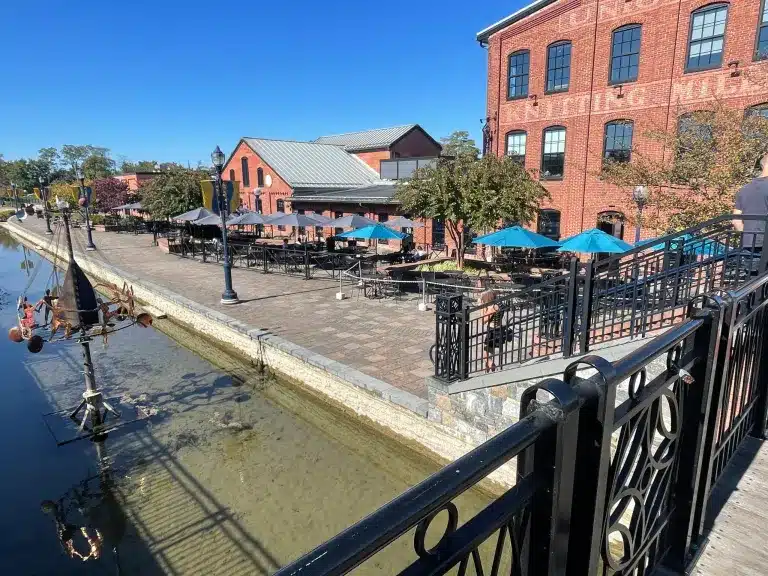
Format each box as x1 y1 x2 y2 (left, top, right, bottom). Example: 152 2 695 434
434 214 768 382
277 271 768 576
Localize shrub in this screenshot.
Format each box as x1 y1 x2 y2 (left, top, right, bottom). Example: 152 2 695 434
416 260 484 273
89 214 106 225
0 209 16 222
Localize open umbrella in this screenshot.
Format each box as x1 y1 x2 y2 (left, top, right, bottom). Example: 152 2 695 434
385 216 424 229
557 229 633 254
337 224 406 241
327 214 378 229
173 207 214 222
268 213 324 228
306 212 332 225
473 226 559 248
229 212 268 226
636 234 726 257
192 213 233 226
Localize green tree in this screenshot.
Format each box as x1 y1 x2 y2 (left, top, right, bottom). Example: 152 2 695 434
140 167 207 219
601 102 768 231
440 131 480 160
396 154 549 266
60 145 114 179
120 160 159 174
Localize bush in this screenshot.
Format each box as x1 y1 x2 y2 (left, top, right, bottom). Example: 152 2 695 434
89 214 106 225
0 209 16 222
416 260 484 273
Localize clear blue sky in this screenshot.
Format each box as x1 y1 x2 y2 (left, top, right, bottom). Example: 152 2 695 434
1 0 522 166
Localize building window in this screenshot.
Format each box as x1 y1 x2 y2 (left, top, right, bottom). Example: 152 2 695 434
505 131 527 164
507 50 530 99
603 120 634 163
229 169 236 182
687 4 728 72
241 157 250 187
758 0 768 60
257 167 264 187
334 211 343 236
546 41 571 93
537 209 561 240
541 126 566 179
598 211 625 239
748 103 768 119
276 198 285 231
432 219 445 247
677 111 713 156
610 25 641 84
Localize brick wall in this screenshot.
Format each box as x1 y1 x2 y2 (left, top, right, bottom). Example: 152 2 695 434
223 140 293 216
352 149 391 173
485 0 768 238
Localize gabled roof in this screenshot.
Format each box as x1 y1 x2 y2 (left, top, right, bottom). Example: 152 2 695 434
241 138 380 190
314 125 418 152
476 0 559 43
290 183 399 204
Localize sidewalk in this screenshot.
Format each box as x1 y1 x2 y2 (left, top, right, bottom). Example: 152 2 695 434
15 218 435 399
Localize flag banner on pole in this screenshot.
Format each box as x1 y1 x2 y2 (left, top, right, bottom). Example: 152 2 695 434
200 180 239 215
33 187 41 199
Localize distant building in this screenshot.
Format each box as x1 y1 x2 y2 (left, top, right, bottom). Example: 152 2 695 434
222 125 444 248
478 0 768 240
114 172 160 192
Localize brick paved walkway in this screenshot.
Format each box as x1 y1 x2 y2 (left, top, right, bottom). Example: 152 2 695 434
20 218 435 398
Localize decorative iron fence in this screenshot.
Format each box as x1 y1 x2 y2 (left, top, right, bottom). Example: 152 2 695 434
435 214 768 382
276 271 768 576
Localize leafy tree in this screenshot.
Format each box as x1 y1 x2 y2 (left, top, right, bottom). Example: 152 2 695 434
120 160 159 174
60 145 114 179
396 154 549 266
83 153 116 179
92 177 130 211
440 130 480 160
140 167 207 219
601 102 768 231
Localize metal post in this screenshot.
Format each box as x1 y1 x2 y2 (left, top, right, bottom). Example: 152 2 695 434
562 257 580 358
304 246 310 280
459 305 470 380
578 260 595 355
634 203 644 244
81 339 97 394
62 210 75 261
77 174 96 251
40 179 53 235
216 174 238 304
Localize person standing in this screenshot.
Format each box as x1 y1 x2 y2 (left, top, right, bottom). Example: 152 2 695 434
733 154 768 255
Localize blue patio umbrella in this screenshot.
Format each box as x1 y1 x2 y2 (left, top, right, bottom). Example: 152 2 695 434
473 226 560 248
558 228 633 253
337 224 406 241
637 234 726 256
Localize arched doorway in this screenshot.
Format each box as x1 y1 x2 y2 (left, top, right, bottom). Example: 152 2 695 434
597 211 625 239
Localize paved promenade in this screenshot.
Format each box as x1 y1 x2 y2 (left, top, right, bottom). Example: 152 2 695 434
17 218 435 400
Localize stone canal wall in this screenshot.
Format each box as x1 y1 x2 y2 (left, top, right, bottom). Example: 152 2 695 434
3 221 516 486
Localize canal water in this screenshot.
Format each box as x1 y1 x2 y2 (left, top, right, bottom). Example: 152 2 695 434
0 229 489 575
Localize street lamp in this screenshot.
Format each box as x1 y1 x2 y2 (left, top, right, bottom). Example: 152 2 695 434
211 145 238 305
39 176 53 235
75 166 97 251
11 182 18 210
632 185 649 243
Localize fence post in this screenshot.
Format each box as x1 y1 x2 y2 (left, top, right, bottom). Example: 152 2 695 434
518 378 581 575
459 305 470 380
578 260 595 355
434 294 463 381
202 236 206 263
304 246 310 280
562 257 580 358
758 215 768 275
263 246 269 274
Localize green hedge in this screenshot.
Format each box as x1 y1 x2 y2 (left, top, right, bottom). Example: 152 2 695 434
0 209 16 222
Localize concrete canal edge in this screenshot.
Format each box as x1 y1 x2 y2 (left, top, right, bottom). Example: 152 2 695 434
3 222 516 487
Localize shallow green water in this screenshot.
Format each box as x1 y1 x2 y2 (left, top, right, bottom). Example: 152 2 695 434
0 229 488 575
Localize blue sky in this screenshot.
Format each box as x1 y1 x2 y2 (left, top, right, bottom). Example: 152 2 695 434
1 0 520 165
0 0 526 164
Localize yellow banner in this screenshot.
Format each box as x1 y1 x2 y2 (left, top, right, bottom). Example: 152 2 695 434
33 187 40 199
200 180 239 214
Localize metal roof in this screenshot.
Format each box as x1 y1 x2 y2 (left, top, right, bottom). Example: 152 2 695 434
242 138 380 189
290 183 399 204
314 125 417 152
476 0 558 42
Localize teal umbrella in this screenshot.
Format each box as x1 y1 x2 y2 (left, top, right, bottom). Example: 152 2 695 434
558 229 633 253
473 226 559 248
337 224 406 240
636 234 726 256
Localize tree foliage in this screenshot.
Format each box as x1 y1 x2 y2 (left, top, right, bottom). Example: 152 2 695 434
92 177 131 211
120 160 159 174
395 153 549 266
601 102 768 231
140 167 207 219
440 130 480 160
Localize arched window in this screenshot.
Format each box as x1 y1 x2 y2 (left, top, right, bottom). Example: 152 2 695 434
275 198 285 231
541 126 566 179
610 25 641 84
505 131 527 164
546 41 571 93
677 111 714 155
687 4 728 72
537 209 561 240
603 120 634 163
241 157 250 187
597 211 625 239
257 167 264 187
229 169 236 182
758 0 768 60
507 50 530 99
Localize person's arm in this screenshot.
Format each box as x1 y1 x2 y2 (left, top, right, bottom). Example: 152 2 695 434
733 208 744 232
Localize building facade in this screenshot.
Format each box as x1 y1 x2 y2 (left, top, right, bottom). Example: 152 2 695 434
479 0 768 240
114 172 160 191
222 125 444 248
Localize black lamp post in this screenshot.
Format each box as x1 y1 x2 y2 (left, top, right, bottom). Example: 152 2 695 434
39 176 53 235
212 145 238 305
11 182 18 209
76 166 97 251
632 185 649 244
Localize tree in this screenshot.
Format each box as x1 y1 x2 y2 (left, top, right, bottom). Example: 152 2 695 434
140 167 207 219
440 131 480 160
60 145 114 179
82 153 116 179
92 177 130 211
601 102 768 231
395 154 549 266
120 160 159 174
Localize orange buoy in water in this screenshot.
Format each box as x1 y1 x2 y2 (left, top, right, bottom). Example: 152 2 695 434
8 327 23 343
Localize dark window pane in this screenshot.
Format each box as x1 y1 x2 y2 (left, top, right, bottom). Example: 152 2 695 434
432 219 445 246
508 51 530 98
546 42 571 92
506 131 527 164
257 167 264 187
541 127 566 178
611 25 641 83
604 121 634 163
380 160 398 179
275 199 285 230
687 5 728 71
759 1 768 60
537 210 561 239
241 157 250 187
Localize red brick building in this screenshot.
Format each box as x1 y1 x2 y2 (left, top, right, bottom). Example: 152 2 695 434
114 172 160 191
222 125 444 247
478 0 768 240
